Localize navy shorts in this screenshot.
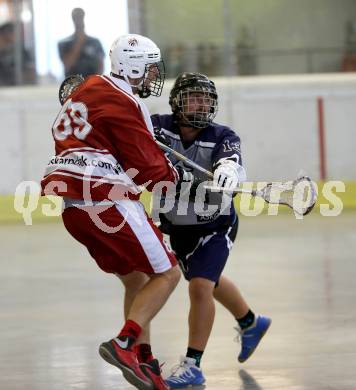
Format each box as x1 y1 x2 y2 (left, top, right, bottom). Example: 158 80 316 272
168 216 238 284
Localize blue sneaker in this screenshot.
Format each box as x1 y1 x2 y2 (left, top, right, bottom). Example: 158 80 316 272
165 356 205 388
236 315 271 363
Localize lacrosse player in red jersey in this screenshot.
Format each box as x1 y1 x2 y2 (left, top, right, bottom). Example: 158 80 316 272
151 73 271 388
40 35 202 390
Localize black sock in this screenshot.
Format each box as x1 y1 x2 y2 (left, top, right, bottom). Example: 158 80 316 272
186 347 204 368
236 310 255 330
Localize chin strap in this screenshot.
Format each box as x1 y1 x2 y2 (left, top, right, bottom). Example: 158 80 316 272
113 72 150 98
138 88 151 98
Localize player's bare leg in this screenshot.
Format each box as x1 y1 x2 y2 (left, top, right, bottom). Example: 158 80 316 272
127 265 181 327
118 271 171 389
166 277 212 388
213 274 271 363
118 272 151 345
188 277 216 351
213 275 249 318
99 266 180 389
125 270 178 390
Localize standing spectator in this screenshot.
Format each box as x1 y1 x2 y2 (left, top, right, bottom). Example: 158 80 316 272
341 21 356 72
0 22 36 86
166 44 185 78
341 50 356 71
58 8 104 78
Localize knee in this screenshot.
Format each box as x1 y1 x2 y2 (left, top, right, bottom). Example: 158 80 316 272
118 272 149 295
163 265 181 288
189 277 215 302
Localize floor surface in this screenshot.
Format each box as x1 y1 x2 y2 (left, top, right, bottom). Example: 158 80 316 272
1 212 356 390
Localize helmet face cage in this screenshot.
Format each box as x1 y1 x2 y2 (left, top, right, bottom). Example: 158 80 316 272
138 60 165 98
170 73 218 128
177 87 218 128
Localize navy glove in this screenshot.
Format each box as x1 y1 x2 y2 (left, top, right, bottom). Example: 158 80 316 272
153 126 171 147
175 166 202 199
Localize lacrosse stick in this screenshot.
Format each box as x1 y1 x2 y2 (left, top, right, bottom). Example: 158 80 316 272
157 140 214 179
58 74 85 105
157 141 317 216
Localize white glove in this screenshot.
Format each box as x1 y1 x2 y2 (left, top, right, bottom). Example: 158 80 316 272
213 162 239 191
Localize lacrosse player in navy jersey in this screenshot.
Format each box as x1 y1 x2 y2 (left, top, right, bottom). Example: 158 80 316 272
151 73 271 388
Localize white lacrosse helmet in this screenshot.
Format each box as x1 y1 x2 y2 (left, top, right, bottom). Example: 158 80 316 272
109 34 165 98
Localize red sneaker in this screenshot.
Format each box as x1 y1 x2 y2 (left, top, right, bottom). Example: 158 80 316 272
99 338 153 390
140 359 169 390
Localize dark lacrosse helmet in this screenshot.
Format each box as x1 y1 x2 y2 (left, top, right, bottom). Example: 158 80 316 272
169 72 218 128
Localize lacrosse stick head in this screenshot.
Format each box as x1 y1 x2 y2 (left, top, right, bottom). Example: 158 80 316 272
261 176 317 216
58 74 85 105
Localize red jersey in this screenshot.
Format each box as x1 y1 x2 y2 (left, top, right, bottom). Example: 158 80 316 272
41 75 178 201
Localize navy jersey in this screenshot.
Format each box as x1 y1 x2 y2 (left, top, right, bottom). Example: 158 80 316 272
151 114 246 231
58 35 104 77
